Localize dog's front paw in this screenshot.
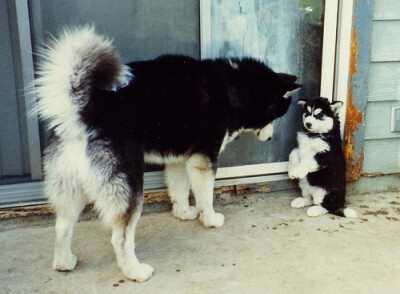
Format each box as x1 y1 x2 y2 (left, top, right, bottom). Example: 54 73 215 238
53 253 78 271
123 263 154 282
288 167 307 179
307 205 328 217
172 205 199 221
288 170 297 179
199 212 225 228
288 166 300 179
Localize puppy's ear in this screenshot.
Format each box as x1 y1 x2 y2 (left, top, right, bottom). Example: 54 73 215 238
297 99 307 106
330 101 343 114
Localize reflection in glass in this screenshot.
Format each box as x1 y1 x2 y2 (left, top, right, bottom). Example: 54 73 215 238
209 0 325 167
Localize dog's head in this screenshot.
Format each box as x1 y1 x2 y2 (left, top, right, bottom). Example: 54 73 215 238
297 97 342 134
233 58 301 141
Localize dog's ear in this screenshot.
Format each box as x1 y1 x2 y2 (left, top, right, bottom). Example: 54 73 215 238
330 101 343 114
278 73 302 99
278 73 297 83
297 99 307 106
283 86 301 99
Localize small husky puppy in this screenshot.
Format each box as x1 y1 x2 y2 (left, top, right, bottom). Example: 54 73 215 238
288 97 357 218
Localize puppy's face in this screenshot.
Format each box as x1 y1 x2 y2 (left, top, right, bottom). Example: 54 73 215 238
298 97 342 134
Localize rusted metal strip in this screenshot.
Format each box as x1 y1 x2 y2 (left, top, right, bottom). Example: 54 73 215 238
343 0 374 181
344 28 364 181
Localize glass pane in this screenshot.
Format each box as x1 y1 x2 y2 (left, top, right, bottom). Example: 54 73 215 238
29 0 199 62
29 0 200 171
209 0 325 167
0 0 31 182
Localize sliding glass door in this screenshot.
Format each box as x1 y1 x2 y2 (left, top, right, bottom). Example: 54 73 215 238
0 0 351 207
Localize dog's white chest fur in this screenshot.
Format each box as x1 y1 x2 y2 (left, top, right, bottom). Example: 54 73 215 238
288 132 329 179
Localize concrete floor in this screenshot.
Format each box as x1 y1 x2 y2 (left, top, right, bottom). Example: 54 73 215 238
1 189 400 294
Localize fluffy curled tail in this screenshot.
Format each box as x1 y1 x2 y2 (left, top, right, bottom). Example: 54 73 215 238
35 26 132 133
332 207 358 218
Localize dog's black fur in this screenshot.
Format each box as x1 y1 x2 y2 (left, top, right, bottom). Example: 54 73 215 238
85 55 298 162
36 28 300 281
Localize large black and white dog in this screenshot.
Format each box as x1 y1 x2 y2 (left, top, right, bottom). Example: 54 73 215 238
288 97 357 218
35 27 300 281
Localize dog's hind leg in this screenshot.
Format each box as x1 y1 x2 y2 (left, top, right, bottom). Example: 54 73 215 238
111 204 154 282
86 139 153 281
88 170 154 282
92 179 154 282
292 178 313 208
108 198 154 282
165 163 199 220
186 155 224 228
47 181 86 271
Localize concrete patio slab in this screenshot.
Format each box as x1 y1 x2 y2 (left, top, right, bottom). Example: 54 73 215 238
1 189 399 294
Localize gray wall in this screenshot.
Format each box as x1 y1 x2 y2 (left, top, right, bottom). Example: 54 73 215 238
363 0 400 174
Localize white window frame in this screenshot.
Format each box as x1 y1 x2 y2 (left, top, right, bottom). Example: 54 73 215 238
1 0 354 208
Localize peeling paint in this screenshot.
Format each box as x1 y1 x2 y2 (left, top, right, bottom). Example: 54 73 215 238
342 0 374 182
344 27 364 181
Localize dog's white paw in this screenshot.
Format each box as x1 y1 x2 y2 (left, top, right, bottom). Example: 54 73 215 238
288 167 297 179
291 197 306 208
199 212 225 228
123 263 154 282
291 197 313 208
288 167 307 179
172 205 199 221
307 205 328 217
53 253 78 271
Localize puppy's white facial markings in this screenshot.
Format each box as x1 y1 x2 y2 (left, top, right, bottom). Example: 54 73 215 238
303 105 334 133
313 108 322 116
255 123 274 141
303 115 334 133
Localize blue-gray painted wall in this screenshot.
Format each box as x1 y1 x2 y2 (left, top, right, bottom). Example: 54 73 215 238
362 0 400 175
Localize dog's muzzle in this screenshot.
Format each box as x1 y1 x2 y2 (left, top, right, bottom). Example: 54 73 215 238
254 123 274 141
